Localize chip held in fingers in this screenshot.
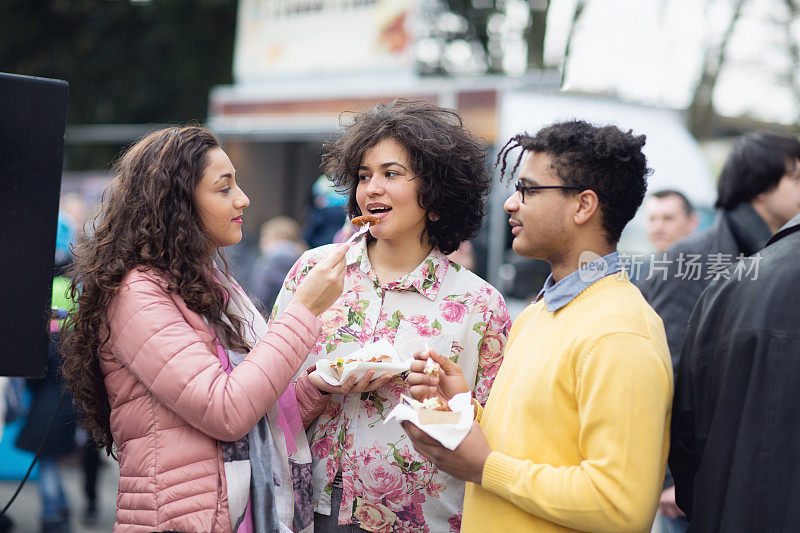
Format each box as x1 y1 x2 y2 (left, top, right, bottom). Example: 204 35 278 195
350 214 380 227
423 357 440 378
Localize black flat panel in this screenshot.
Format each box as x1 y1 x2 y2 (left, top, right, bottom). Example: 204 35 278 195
0 72 69 377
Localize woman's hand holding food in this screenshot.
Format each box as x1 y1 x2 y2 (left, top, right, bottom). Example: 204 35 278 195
405 349 468 402
308 369 395 395
293 244 349 316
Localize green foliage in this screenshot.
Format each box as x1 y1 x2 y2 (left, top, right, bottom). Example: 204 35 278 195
386 310 404 330
348 309 364 327
0 0 236 124
389 442 422 473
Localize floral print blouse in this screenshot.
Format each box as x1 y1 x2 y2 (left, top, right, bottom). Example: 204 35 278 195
270 240 510 533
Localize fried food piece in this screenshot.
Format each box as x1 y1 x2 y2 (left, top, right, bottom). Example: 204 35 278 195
421 397 448 410
350 215 380 227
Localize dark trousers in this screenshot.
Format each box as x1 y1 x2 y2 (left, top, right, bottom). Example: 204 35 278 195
314 486 370 533
82 443 101 512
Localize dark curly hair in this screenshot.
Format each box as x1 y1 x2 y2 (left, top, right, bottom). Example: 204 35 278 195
496 120 650 244
321 99 491 254
61 126 252 455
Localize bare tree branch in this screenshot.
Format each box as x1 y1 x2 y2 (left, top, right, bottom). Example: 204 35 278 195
525 0 550 70
781 0 800 121
560 0 587 87
688 0 748 137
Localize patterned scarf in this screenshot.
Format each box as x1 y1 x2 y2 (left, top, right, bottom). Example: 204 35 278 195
212 270 314 533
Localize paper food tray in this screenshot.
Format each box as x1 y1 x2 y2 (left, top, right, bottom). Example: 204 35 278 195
316 339 411 386
384 392 475 450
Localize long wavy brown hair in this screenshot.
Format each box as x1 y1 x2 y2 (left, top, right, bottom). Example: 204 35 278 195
61 126 251 455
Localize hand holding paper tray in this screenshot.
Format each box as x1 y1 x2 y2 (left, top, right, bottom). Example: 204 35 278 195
316 339 411 386
384 392 475 450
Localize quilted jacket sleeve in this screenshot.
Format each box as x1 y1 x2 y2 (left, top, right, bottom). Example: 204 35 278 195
294 368 330 428
107 273 322 442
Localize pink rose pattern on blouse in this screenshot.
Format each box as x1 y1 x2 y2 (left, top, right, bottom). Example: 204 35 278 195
271 241 510 532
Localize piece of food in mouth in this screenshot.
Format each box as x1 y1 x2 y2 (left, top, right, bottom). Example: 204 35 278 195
423 357 440 377
417 396 460 425
350 214 381 227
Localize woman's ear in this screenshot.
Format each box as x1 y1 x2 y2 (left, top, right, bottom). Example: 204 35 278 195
573 190 600 226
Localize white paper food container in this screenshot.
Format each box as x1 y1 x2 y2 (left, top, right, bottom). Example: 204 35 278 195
316 339 411 386
384 392 475 450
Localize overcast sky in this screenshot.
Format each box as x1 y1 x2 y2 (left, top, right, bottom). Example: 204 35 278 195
542 0 798 124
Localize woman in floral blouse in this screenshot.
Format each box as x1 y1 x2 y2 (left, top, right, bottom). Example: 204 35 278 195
271 101 511 533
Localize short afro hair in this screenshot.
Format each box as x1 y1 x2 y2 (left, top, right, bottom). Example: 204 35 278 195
497 120 650 244
321 99 491 255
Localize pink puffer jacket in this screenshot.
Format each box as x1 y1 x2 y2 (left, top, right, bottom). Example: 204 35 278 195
102 268 326 532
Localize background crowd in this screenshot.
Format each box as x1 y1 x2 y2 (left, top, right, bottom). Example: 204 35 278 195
3 2 800 530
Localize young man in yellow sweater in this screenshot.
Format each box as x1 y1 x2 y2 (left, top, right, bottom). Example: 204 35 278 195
403 120 673 533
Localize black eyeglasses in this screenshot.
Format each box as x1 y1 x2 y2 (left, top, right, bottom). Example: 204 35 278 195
515 181 584 203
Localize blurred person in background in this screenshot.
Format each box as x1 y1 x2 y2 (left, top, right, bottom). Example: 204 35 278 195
59 126 351 532
642 189 698 533
59 193 88 239
670 213 800 531
0 379 7 442
639 131 800 532
0 394 11 532
15 213 79 533
304 174 348 248
248 216 308 312
75 427 102 527
57 192 105 526
645 189 698 253
272 101 510 533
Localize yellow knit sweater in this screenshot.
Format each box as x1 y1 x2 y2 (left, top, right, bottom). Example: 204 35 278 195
462 273 672 533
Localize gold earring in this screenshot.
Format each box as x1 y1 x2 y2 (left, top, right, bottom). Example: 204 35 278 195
428 213 440 221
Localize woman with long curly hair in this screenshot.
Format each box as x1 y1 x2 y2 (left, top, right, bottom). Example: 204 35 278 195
270 101 512 532
60 126 350 532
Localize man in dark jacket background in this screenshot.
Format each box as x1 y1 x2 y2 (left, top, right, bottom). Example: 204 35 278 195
638 131 800 530
669 213 800 532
